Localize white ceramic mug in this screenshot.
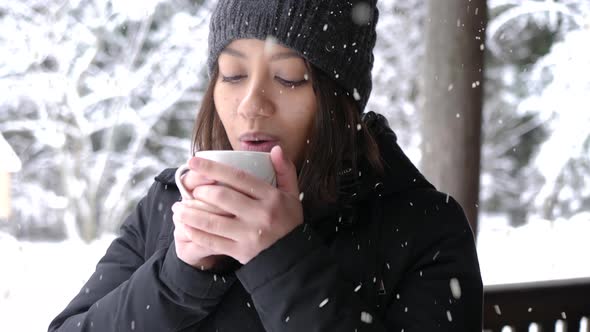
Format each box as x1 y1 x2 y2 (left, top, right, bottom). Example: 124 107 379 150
175 151 277 212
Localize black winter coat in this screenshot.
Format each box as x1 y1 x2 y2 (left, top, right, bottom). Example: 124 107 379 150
49 112 483 332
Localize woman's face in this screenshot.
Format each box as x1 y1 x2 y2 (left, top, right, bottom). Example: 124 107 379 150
213 38 317 168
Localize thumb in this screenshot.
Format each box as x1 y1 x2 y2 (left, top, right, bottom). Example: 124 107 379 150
270 145 299 196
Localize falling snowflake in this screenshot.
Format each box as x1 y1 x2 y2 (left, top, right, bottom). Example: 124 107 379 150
450 278 462 299
433 250 440 260
494 305 502 315
360 311 373 324
352 2 372 25
447 310 453 322
353 88 361 101
264 36 278 54
354 284 362 292
319 298 329 308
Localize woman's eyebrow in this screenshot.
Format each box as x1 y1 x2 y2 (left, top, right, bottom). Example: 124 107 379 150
222 47 247 58
222 47 302 61
269 51 301 61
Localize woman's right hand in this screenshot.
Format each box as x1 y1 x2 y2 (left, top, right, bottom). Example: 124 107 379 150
171 170 231 270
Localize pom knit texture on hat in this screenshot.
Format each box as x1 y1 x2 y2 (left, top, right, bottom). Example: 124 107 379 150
207 0 379 113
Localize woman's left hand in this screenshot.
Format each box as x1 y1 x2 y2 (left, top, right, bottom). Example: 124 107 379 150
177 145 304 265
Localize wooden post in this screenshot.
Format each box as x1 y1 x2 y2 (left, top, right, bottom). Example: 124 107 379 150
421 0 488 236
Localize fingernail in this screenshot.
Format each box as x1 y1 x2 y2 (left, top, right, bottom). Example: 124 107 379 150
190 157 203 169
172 202 183 211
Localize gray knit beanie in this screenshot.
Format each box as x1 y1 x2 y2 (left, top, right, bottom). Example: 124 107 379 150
207 0 379 113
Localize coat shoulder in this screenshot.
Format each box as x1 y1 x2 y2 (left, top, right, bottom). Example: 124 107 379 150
375 188 477 270
379 188 472 234
132 168 182 257
154 167 179 185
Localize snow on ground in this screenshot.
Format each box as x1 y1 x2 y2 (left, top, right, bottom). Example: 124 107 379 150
477 212 590 285
1 214 589 331
0 232 116 332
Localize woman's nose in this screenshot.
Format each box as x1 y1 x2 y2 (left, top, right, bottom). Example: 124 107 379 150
237 81 275 119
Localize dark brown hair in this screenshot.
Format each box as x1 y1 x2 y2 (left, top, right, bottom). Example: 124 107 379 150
192 64 384 205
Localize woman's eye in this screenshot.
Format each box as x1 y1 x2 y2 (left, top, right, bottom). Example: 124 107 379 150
221 75 246 83
221 75 307 87
276 77 307 88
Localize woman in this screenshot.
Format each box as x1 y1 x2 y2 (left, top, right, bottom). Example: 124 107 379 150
49 0 483 331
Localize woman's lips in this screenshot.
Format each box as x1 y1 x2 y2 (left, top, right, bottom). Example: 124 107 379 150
239 140 279 152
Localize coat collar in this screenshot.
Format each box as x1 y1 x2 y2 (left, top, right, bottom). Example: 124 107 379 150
303 111 435 229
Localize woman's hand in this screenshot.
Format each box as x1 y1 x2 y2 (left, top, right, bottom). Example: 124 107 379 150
178 145 304 265
171 168 233 270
